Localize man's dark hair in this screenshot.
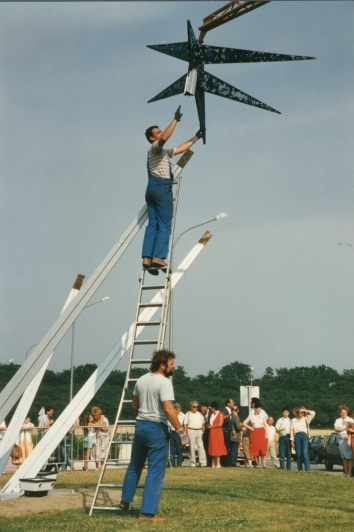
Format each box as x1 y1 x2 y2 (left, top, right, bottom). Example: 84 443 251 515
210 401 219 410
281 406 290 413
225 398 233 406
150 349 176 372
254 402 263 408
200 402 209 408
45 405 54 413
145 125 159 144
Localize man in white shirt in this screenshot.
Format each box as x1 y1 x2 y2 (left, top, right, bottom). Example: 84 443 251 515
266 417 280 469
119 349 188 522
37 406 54 442
168 403 185 467
184 401 207 467
275 407 292 470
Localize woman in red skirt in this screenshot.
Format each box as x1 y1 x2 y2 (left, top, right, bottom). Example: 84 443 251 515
243 403 268 467
206 401 227 468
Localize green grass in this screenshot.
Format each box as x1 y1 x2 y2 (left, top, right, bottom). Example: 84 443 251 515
0 468 353 531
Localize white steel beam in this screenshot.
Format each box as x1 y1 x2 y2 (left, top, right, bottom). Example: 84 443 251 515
0 275 85 476
1 231 212 493
0 152 193 423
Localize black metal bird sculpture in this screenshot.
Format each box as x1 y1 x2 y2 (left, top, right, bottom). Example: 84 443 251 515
147 21 316 143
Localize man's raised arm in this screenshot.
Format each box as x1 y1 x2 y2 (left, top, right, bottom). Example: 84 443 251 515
158 106 183 147
174 129 203 155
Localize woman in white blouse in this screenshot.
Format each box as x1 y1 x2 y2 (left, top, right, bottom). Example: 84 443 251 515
243 404 268 468
290 406 315 471
334 405 353 477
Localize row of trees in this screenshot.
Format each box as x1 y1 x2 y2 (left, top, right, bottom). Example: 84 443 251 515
1 361 353 428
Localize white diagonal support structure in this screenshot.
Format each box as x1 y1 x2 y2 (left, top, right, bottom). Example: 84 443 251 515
0 275 85 476
1 231 212 494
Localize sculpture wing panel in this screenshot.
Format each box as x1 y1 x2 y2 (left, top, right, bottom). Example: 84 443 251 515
148 74 187 103
199 71 281 114
201 45 316 65
147 43 189 62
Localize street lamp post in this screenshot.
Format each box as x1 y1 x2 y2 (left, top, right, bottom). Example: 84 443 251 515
68 296 109 471
168 213 227 352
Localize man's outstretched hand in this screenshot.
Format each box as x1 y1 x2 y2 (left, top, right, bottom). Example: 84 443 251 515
195 128 204 139
174 105 183 122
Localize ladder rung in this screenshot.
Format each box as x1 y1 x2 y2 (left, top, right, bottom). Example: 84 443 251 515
133 340 157 345
139 302 162 307
127 378 138 383
110 440 133 445
141 285 165 290
99 483 144 488
117 420 136 424
91 506 141 511
136 321 160 326
131 358 152 364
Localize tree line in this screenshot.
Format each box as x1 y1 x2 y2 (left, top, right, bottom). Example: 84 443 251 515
1 361 353 428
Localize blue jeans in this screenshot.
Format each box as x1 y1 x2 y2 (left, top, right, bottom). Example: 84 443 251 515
279 435 292 470
142 175 173 260
230 441 239 466
169 431 183 467
294 432 310 471
121 420 169 515
59 434 71 470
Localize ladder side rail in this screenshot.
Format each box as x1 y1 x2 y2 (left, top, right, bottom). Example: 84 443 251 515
0 206 148 422
0 277 84 476
157 176 182 349
1 238 211 494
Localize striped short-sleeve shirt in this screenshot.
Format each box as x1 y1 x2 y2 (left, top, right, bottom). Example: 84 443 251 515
148 141 175 179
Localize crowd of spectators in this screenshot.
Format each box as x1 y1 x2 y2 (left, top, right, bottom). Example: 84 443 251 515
167 397 354 473
2 399 354 477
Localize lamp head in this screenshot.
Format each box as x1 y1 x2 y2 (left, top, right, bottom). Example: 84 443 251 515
215 213 227 220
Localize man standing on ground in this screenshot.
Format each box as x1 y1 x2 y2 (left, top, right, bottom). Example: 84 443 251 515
221 398 234 466
184 401 207 467
275 407 292 470
142 106 203 274
200 402 212 466
266 417 280 469
168 402 185 467
119 349 188 522
230 405 242 467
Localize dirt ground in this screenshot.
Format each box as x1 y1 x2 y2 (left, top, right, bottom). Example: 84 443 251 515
0 488 122 518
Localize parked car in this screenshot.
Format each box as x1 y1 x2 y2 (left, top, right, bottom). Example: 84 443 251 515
308 434 330 464
325 432 343 471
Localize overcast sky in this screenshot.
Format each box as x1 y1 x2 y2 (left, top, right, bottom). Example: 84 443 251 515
1 2 354 383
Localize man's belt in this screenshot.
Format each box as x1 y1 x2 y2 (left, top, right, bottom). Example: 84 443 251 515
188 427 203 430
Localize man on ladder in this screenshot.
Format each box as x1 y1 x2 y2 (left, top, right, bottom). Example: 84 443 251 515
142 106 203 274
118 349 188 522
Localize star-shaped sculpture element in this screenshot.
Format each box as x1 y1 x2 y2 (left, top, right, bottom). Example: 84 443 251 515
148 21 316 143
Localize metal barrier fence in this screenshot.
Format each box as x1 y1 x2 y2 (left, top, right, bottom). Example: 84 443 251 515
10 425 135 471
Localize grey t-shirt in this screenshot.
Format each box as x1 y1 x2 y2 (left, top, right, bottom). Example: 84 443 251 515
134 372 174 425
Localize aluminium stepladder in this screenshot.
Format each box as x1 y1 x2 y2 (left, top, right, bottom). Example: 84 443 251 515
89 149 194 515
